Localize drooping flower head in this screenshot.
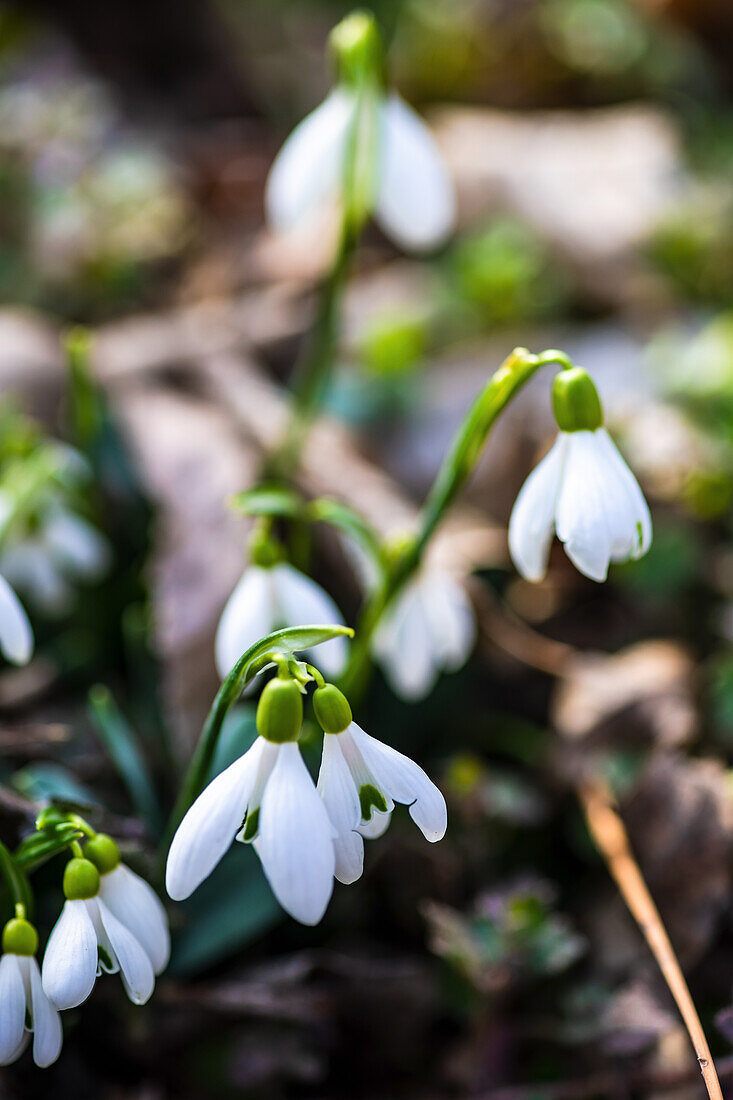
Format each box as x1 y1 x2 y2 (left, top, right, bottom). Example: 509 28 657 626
265 11 455 251
314 683 447 885
509 367 652 583
0 913 62 1068
0 573 33 666
167 674 336 926
215 527 348 680
42 855 155 1010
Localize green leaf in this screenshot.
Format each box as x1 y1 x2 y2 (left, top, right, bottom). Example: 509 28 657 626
169 847 282 976
164 623 354 843
307 497 384 574
88 685 162 835
229 485 304 519
12 764 98 807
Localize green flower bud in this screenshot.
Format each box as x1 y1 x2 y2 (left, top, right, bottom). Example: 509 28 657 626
329 11 384 88
256 677 303 744
552 367 603 432
2 917 38 956
248 526 284 569
84 833 121 875
63 857 100 900
313 684 352 734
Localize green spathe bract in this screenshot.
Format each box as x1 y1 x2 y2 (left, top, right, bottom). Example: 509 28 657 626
329 10 384 88
63 857 100 900
313 683 352 734
256 677 303 744
2 916 38 956
552 367 603 432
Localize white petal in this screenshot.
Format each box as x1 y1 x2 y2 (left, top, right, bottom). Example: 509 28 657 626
357 808 392 839
256 742 335 925
508 434 567 582
317 733 364 885
215 566 275 680
555 431 615 582
423 572 476 672
42 900 97 1010
373 581 438 701
594 428 652 559
99 864 170 974
96 899 154 1005
266 89 354 231
0 954 26 1062
272 563 348 677
1 542 73 616
43 509 110 579
26 957 62 1067
0 574 33 665
375 95 455 251
349 724 447 841
166 737 266 900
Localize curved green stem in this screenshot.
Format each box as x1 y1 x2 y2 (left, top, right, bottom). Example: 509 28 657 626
0 840 31 918
340 346 575 695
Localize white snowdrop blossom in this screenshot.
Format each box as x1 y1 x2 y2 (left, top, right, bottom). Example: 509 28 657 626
509 369 652 585
372 569 476 701
314 684 447 884
0 917 62 1068
0 507 110 617
42 858 155 1010
0 573 33 666
215 562 348 680
265 16 454 251
84 834 170 976
167 678 336 926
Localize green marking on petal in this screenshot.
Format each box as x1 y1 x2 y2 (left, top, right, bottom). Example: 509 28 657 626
241 807 259 843
98 945 113 972
636 520 643 550
359 783 387 822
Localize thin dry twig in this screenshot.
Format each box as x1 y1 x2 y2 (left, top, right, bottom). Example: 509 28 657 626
580 778 723 1100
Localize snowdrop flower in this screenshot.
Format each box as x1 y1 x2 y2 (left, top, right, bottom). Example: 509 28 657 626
84 834 170 976
42 857 154 1010
0 573 33 665
372 568 476 701
0 507 110 616
265 11 454 251
0 913 62 1068
314 684 447 884
509 367 652 583
216 559 348 680
167 676 336 925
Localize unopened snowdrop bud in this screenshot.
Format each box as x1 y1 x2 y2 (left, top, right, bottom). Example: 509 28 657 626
330 10 384 87
85 835 170 976
313 683 352 734
43 854 154 1010
509 368 652 584
256 677 303 743
552 367 603 433
0 914 62 1068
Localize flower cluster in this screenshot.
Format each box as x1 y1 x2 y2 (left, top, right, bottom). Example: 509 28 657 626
167 672 447 925
0 832 168 1068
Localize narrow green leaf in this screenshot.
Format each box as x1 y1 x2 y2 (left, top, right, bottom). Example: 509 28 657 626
229 485 304 519
12 764 98 807
88 685 162 835
15 825 83 872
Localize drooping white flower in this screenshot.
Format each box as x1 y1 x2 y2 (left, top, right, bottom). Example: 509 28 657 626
167 678 336 925
215 562 348 680
0 508 110 617
84 834 170 976
509 428 652 584
42 858 154 1010
317 716 447 885
0 918 62 1068
0 573 33 665
265 14 454 251
372 569 476 701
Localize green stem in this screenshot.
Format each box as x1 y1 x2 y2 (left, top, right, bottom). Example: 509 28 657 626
340 347 575 695
0 840 31 917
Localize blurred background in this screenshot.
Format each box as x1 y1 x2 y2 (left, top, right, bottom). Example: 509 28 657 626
1 0 733 1096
